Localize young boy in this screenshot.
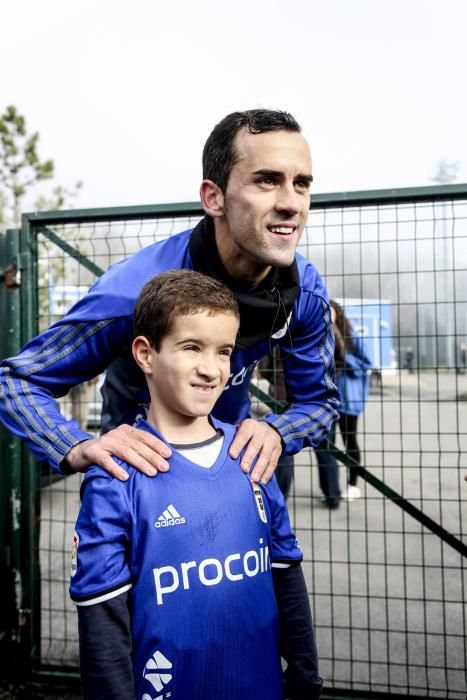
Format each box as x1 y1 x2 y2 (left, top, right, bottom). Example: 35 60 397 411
70 270 322 700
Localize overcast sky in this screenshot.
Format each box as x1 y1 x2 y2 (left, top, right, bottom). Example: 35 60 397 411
2 0 466 211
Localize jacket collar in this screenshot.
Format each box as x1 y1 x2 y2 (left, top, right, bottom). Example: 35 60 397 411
189 216 299 349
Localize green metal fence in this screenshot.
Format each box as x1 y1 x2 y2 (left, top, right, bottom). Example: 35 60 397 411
1 184 466 697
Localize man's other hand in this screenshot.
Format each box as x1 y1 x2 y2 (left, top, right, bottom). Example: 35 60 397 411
229 419 282 484
64 425 172 480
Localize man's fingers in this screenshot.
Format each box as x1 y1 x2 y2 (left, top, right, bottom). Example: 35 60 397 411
251 451 280 485
229 419 283 483
66 424 172 476
119 438 170 473
250 443 282 484
96 453 130 481
228 420 255 462
122 426 172 461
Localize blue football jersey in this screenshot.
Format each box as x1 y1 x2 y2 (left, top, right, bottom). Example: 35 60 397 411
70 418 302 700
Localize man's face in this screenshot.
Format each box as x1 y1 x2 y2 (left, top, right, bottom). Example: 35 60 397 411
146 310 238 425
218 128 312 282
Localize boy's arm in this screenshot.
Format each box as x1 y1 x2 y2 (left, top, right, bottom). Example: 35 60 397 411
78 591 134 700
273 563 322 700
71 468 135 697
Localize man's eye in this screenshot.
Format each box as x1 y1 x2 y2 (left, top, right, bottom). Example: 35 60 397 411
219 349 232 357
184 345 199 352
295 179 311 191
258 177 276 186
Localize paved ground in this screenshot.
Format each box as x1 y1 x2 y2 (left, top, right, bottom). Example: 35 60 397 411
33 371 466 699
0 681 80 699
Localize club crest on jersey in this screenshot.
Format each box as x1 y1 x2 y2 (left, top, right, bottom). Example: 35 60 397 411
70 532 79 578
252 482 267 523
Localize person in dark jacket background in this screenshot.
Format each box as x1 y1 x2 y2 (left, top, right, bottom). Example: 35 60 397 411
316 300 371 508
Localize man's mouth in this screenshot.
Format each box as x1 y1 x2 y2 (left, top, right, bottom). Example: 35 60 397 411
268 225 296 235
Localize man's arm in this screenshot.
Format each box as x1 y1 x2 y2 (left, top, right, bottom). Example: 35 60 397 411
231 282 340 483
273 563 322 700
0 316 170 478
78 592 134 700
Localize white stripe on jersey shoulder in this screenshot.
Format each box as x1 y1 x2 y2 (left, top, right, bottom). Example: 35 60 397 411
271 562 292 569
73 583 132 607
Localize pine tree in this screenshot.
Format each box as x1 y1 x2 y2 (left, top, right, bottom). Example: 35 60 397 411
0 105 54 229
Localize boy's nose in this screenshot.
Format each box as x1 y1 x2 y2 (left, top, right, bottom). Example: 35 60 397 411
198 354 220 378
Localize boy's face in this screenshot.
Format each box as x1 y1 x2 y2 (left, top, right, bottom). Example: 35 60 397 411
138 310 238 422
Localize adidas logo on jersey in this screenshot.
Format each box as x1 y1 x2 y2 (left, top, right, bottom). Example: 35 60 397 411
143 649 173 695
155 504 186 528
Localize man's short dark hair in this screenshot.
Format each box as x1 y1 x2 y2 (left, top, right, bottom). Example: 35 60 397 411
202 109 302 192
134 270 240 351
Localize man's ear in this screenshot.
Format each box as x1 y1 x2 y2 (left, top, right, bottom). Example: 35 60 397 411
200 179 225 218
132 336 153 374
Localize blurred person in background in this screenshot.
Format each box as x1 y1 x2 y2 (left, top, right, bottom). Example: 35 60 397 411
316 300 371 507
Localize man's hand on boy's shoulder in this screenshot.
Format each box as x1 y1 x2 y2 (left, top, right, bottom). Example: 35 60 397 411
64 424 172 481
64 418 281 484
229 418 282 484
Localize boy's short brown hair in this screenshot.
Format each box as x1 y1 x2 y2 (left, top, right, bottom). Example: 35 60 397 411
134 270 240 351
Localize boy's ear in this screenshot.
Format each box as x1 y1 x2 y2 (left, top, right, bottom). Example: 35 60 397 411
132 336 154 374
199 179 225 218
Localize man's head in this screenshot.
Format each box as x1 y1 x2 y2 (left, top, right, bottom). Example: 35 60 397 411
200 109 313 284
132 270 240 423
202 109 302 193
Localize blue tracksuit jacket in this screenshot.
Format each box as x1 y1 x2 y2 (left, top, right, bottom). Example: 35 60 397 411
0 227 339 471
336 333 372 417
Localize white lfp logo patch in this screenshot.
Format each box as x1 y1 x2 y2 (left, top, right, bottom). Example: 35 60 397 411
252 482 267 523
143 650 173 693
271 311 293 339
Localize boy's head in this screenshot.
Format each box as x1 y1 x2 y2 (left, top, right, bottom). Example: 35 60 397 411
134 269 239 351
132 270 240 423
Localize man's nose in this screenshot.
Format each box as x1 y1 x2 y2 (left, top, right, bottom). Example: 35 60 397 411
275 183 301 215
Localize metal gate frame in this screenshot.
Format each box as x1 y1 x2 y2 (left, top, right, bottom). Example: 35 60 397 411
1 182 466 695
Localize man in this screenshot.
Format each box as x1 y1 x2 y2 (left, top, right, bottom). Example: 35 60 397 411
0 109 339 483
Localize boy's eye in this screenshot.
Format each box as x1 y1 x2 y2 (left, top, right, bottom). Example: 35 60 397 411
184 345 199 352
219 349 232 357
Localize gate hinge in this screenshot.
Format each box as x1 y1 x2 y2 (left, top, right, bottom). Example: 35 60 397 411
18 608 31 628
0 264 21 289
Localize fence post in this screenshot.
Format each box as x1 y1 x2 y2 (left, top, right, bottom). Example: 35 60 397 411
0 224 40 677
18 218 41 672
0 228 26 675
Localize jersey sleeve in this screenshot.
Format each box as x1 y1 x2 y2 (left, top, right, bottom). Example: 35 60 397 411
262 263 340 456
262 476 303 565
0 315 132 471
70 467 133 606
78 591 135 700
